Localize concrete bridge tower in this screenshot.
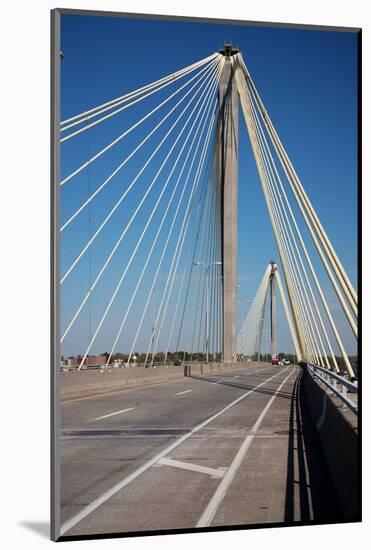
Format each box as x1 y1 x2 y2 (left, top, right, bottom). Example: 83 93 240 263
217 44 239 363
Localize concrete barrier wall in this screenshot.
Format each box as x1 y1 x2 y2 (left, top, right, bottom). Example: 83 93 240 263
302 367 359 521
61 361 264 402
183 362 258 377
61 365 184 401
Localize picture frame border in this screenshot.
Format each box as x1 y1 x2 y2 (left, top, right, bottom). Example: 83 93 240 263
51 8 362 541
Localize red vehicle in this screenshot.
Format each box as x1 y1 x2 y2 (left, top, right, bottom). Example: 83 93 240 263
272 358 279 365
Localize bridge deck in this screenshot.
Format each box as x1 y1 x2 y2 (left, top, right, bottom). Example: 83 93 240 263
60 363 343 537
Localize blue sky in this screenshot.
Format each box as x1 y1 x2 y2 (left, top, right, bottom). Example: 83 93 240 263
60 13 358 358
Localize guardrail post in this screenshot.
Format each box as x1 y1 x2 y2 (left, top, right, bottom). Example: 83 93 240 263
341 383 348 409
325 373 334 396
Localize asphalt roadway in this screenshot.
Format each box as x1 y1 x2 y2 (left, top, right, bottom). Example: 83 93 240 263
60 363 343 538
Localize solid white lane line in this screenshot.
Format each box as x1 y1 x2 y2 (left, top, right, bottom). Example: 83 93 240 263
60 366 289 536
240 366 273 375
91 407 135 421
197 368 295 527
157 457 226 478
175 389 193 396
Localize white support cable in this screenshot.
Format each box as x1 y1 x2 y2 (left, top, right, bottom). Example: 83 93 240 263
176 151 215 360
192 177 218 359
237 274 266 360
62 63 220 346
169 119 218 362
61 60 221 231
243 69 337 369
262 105 358 338
210 187 221 358
104 75 219 366
212 228 220 357
236 56 354 377
248 85 336 369
60 57 216 135
239 56 358 330
177 192 207 358
236 265 271 358
196 212 215 358
239 55 358 312
129 71 222 362
163 254 191 364
217 177 223 358
61 55 221 142
216 178 222 358
260 149 328 367
268 187 322 364
255 291 268 360
271 121 358 314
236 300 250 358
147 97 219 366
270 185 325 365
201 187 218 358
256 285 269 360
202 195 217 359
233 62 307 360
76 93 217 370
236 286 269 360
252 102 327 367
236 248 270 360
151 122 216 364
178 165 214 361
240 67 354 378
175 152 215 353
178 160 216 359
131 167 207 364
201 182 219 359
165 171 217 362
127 83 222 365
212 187 220 358
251 95 322 365
275 270 303 361
236 57 325 365
189 192 214 358
61 53 218 127
60 63 219 286
60 57 220 188
260 162 318 364
177 111 219 359
214 168 223 359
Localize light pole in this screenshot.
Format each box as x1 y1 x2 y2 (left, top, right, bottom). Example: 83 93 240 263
194 261 222 363
237 298 252 332
151 286 155 354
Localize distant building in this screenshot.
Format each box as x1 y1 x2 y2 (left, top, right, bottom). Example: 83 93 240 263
69 355 107 367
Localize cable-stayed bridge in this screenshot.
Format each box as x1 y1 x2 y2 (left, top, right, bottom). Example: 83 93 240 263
56 45 359 539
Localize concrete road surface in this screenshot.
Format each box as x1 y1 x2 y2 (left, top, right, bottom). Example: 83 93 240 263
59 363 343 538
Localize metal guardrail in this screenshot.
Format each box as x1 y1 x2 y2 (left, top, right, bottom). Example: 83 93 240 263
307 362 358 415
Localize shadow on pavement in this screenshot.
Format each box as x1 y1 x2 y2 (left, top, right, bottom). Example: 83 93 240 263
284 368 344 523
188 372 294 400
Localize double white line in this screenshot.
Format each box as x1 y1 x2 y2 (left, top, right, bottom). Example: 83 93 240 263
197 367 294 526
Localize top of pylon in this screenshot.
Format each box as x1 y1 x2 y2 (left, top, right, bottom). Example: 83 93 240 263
218 43 239 57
